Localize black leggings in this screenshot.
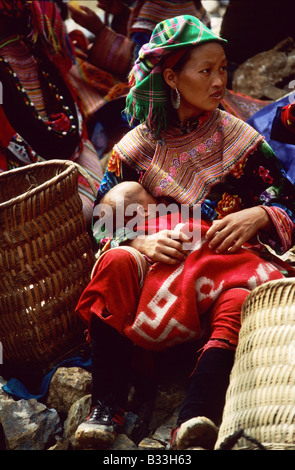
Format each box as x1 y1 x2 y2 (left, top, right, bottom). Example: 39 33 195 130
177 347 235 426
89 315 134 407
90 315 234 425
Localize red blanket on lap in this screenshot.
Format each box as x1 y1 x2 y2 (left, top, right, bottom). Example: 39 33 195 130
123 221 283 350
76 219 284 351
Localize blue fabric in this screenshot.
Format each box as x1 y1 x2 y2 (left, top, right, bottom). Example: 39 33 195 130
2 356 91 400
247 92 295 185
131 32 151 59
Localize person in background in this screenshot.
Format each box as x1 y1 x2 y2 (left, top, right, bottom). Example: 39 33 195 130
0 0 103 225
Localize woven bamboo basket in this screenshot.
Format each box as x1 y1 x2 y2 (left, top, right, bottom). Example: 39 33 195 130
0 160 97 370
215 278 295 450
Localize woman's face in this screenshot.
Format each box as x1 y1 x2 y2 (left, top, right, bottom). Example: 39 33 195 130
165 42 227 123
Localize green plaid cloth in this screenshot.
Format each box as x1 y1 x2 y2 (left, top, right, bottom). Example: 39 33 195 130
125 15 226 133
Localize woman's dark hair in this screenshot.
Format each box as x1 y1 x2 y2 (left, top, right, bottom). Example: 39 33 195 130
172 41 225 72
171 48 194 72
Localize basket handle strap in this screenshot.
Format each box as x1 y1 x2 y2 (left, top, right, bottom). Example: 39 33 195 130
71 161 98 197
217 428 266 450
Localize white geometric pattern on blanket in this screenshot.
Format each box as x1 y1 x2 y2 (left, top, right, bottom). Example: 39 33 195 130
129 242 280 346
248 261 280 290
131 262 196 344
195 276 225 302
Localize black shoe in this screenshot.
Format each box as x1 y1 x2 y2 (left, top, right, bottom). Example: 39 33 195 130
74 399 124 450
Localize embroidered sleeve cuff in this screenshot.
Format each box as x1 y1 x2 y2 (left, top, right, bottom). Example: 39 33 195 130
110 227 137 248
259 205 295 254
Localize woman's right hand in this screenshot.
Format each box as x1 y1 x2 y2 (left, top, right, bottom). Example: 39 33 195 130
68 4 104 35
129 229 189 264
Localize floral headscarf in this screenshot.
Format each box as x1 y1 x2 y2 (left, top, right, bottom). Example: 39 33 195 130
125 15 226 133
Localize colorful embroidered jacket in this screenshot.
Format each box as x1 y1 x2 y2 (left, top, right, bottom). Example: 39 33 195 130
94 109 295 255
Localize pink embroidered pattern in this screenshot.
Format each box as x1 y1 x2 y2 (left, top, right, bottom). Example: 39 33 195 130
155 124 227 196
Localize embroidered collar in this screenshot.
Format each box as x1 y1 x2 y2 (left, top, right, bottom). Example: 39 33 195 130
171 111 211 135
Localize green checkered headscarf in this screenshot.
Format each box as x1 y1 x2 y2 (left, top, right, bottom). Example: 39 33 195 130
125 15 227 134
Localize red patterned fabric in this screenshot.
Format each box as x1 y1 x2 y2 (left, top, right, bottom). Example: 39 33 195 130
0 0 75 74
281 103 295 134
76 219 283 351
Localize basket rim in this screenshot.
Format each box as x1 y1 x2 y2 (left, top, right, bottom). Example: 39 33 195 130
241 277 295 313
0 160 78 210
245 277 295 296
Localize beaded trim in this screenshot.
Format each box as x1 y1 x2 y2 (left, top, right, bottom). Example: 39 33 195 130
0 41 77 138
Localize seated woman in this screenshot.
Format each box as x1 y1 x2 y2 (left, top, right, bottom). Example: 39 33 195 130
74 16 295 450
0 0 103 225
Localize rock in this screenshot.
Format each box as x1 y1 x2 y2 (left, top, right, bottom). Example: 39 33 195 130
110 433 138 450
148 383 186 432
47 436 72 450
124 411 149 445
0 344 196 451
63 394 91 441
1 398 61 450
233 37 295 100
0 376 15 412
138 437 166 450
0 376 15 450
151 408 178 447
46 367 92 416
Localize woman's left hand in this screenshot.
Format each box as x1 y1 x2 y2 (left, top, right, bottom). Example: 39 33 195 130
205 206 272 254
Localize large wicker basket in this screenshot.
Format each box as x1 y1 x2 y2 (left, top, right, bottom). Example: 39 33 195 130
0 160 97 370
215 278 295 450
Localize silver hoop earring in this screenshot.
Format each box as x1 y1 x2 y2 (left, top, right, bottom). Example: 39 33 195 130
171 87 180 109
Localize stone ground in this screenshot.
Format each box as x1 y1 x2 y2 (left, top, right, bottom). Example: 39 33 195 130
0 342 203 450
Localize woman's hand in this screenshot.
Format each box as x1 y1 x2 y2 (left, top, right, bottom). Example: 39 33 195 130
205 206 273 254
129 229 189 264
68 4 104 35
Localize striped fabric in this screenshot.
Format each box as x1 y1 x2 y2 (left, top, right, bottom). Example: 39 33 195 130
69 59 115 118
0 38 49 118
0 37 102 226
68 22 134 118
87 26 135 79
221 89 272 122
0 0 75 75
114 109 263 205
262 206 295 253
75 139 103 224
129 0 211 35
